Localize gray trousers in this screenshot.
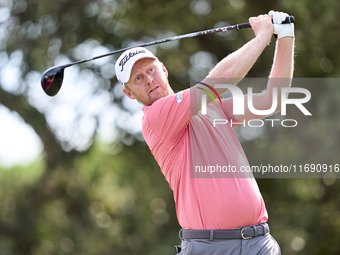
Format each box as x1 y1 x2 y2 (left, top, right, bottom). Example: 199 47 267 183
178 233 281 255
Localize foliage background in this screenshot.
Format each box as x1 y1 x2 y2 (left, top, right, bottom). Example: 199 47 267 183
1 0 340 254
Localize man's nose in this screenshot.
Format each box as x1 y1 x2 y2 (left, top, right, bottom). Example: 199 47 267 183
145 74 153 86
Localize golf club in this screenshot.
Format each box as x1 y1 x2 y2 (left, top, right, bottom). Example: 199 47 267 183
41 16 294 96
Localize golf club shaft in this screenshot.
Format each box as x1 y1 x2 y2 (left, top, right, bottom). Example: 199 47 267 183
67 24 249 67
64 16 294 68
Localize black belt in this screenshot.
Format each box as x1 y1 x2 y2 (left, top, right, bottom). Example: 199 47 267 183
181 223 269 240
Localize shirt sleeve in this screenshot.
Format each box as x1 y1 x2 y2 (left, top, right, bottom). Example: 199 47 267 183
221 97 245 127
143 89 190 147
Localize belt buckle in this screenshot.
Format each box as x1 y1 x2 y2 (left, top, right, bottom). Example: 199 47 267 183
241 227 252 240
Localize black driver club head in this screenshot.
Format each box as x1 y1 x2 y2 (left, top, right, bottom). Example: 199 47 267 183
41 65 65 96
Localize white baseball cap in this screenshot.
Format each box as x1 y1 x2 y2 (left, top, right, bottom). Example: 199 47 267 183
115 47 157 85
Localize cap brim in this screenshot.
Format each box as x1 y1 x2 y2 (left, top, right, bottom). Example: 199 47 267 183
122 56 157 84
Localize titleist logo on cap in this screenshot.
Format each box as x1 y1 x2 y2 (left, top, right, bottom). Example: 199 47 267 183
119 49 146 72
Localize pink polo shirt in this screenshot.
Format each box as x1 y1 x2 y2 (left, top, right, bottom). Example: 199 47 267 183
142 89 267 229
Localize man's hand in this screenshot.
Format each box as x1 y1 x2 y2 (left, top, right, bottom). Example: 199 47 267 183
268 10 295 39
249 14 273 45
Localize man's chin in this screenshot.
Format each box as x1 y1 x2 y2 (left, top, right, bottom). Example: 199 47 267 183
146 90 173 105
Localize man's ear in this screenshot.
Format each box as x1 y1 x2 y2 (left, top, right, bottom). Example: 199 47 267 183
161 63 168 78
122 87 136 100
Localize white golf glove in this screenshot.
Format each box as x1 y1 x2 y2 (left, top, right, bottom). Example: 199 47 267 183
268 10 294 39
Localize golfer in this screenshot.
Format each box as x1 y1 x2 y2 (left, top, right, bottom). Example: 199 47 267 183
115 10 294 255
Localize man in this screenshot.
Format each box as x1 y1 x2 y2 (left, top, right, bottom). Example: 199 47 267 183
115 10 294 255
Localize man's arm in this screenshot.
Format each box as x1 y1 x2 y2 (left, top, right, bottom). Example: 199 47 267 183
190 14 273 115
205 21 272 80
234 14 295 122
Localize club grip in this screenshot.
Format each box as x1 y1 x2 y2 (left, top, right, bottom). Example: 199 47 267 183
236 15 295 30
282 16 295 24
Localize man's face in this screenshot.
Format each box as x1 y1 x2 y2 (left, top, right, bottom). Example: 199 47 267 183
122 58 173 106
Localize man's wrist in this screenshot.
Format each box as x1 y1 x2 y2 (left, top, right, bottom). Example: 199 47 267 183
276 36 295 44
253 33 272 47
